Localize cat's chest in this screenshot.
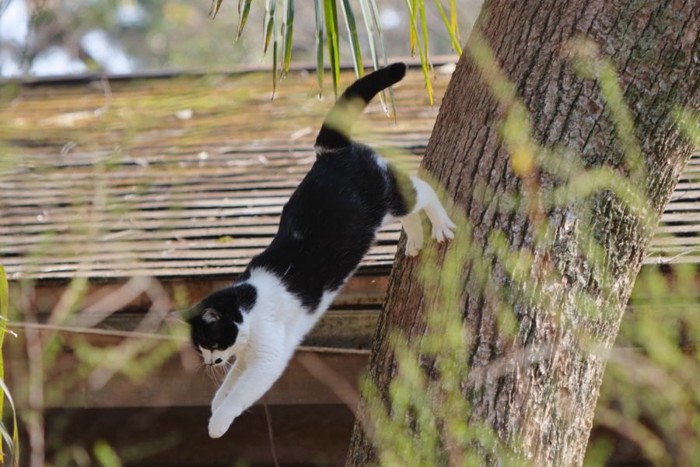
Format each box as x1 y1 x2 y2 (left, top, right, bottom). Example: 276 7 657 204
252 288 337 343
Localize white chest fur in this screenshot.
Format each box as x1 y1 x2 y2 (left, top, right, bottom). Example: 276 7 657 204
207 268 338 438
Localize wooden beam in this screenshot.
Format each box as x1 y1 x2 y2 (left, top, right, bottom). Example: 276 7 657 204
5 329 369 409
10 273 389 316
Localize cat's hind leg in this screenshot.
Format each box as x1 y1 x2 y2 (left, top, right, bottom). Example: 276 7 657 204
401 212 424 257
408 176 456 243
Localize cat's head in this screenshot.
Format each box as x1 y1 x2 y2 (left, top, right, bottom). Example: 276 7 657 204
186 284 257 366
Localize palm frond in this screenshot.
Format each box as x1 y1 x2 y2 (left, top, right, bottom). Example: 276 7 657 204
236 0 253 40
358 0 380 70
409 0 418 56
263 0 277 54
360 0 396 115
449 0 460 45
340 0 364 78
313 0 325 97
281 0 294 75
0 265 19 467
434 0 462 54
404 0 434 105
323 0 341 98
418 0 432 74
212 0 465 105
272 27 279 97
209 0 225 19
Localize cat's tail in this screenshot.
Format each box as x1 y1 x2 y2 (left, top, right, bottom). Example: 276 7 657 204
314 62 407 151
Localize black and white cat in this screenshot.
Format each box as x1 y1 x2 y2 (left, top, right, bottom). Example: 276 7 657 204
187 63 455 438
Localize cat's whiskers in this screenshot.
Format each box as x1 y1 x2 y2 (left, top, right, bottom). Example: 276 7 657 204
203 364 215 380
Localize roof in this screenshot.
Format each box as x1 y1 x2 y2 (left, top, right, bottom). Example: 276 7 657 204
2 65 698 287
1 67 435 282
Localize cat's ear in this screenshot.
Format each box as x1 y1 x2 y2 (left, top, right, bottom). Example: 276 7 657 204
202 307 223 324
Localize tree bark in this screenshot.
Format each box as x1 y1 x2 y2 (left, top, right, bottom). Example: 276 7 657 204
347 0 699 465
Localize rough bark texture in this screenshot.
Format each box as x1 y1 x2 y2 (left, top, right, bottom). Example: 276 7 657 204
348 0 699 465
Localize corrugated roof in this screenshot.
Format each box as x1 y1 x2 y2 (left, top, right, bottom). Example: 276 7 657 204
1 66 698 282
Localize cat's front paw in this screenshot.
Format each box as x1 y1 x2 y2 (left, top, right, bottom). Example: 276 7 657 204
431 215 456 243
211 390 228 413
208 405 242 439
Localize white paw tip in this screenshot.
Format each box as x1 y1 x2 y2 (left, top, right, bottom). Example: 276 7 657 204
433 225 456 243
208 427 225 439
405 247 421 257
405 238 423 256
208 415 232 439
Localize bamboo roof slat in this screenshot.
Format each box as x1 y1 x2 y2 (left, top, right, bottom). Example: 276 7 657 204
1 66 699 281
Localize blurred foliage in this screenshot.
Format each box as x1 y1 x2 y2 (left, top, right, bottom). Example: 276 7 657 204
591 264 700 466
0 265 20 467
1 1 699 465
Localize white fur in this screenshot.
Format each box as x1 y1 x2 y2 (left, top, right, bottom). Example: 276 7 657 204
206 173 456 438
397 176 456 256
207 269 338 438
202 309 219 323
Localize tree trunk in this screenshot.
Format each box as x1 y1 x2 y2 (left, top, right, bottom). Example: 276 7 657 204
348 0 699 465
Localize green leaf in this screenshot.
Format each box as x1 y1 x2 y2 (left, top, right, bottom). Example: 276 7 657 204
403 0 433 105
263 0 277 54
314 0 325 97
281 0 294 74
340 0 364 77
418 0 431 70
360 0 396 116
272 26 279 98
358 0 380 70
449 0 460 45
0 265 19 467
323 0 341 98
209 0 224 19
409 0 418 56
236 0 253 40
433 0 462 54
93 440 122 467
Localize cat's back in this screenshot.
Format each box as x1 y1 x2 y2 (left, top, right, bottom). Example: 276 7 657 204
286 143 390 227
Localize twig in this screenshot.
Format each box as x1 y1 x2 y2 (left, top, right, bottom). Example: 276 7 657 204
296 352 361 411
8 321 184 341
262 397 280 467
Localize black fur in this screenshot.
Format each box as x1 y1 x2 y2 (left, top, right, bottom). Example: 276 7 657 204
249 142 414 309
315 62 407 149
189 63 414 345
188 286 253 350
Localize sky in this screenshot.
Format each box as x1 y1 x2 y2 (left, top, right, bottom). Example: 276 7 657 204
0 0 133 77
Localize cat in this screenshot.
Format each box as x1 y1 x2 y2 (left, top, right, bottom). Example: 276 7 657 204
187 62 456 439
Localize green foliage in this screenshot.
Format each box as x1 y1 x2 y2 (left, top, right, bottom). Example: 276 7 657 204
93 440 123 467
211 0 463 101
0 104 198 464
0 265 20 467
323 0 341 98
593 264 700 466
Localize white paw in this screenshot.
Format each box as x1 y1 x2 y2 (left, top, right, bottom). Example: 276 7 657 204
431 215 456 243
208 405 241 439
405 237 423 257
